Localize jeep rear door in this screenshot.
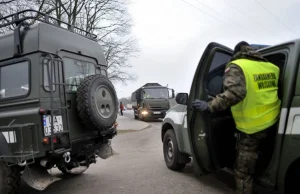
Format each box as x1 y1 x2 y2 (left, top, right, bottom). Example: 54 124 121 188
59 51 100 141
187 42 232 175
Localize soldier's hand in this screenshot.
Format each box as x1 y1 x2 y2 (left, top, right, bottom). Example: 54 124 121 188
192 99 208 111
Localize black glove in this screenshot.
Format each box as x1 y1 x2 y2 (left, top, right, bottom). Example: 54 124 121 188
192 99 208 111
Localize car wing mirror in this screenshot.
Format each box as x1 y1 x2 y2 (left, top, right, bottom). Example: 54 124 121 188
175 93 188 105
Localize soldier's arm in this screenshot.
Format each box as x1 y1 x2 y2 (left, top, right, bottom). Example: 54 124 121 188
207 64 247 113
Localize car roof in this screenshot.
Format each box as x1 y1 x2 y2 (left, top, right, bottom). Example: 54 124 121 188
0 22 107 66
257 38 300 52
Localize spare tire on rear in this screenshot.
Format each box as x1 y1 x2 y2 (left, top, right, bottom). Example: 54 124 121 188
76 75 118 131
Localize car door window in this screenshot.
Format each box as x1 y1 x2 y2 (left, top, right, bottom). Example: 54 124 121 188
206 52 231 97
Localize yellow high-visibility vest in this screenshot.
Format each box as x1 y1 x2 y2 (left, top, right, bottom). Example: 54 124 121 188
228 59 281 134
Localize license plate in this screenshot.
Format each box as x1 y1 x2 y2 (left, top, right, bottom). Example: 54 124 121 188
43 115 64 136
153 111 161 114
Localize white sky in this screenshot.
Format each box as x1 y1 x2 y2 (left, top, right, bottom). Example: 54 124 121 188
114 0 300 99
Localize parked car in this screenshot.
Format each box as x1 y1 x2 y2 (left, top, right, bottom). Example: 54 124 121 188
161 41 300 194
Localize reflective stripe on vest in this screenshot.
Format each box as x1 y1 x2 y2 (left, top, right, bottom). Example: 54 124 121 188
228 59 281 134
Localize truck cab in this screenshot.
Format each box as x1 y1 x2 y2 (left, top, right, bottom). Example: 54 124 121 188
131 83 175 121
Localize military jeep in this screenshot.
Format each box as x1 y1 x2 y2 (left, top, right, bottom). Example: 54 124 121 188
0 10 119 193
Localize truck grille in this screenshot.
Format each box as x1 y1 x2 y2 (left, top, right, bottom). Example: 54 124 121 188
149 106 162 110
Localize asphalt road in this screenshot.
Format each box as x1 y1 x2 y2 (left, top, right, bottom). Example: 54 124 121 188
20 111 234 194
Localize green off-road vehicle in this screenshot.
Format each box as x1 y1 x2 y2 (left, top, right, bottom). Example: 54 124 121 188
161 42 300 194
0 10 119 193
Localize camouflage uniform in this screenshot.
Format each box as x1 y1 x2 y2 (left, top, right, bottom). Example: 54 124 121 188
208 45 270 194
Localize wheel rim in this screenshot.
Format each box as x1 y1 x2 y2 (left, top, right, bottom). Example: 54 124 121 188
95 85 115 118
166 138 174 160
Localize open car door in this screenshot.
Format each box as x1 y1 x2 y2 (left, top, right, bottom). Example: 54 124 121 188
187 42 233 176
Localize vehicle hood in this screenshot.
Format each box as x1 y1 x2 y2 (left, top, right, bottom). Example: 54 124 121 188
166 104 186 114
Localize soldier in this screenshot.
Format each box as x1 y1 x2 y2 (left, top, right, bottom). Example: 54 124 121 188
192 41 281 194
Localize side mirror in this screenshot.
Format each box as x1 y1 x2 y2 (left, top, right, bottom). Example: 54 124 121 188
169 89 175 99
175 93 188 105
136 91 141 100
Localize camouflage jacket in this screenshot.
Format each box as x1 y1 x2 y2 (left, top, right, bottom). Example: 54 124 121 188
208 46 268 112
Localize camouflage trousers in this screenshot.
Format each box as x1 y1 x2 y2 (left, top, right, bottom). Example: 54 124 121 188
234 130 267 194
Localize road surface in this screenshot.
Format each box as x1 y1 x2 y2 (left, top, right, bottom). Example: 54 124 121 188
19 110 235 194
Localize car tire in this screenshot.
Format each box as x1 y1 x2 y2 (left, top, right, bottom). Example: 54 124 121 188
76 75 118 131
163 129 186 171
0 161 21 194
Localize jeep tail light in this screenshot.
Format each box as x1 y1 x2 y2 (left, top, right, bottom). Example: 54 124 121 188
42 137 49 144
39 108 46 115
52 136 58 143
42 136 59 144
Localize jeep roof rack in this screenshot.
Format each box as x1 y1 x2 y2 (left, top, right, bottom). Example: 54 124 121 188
0 9 97 41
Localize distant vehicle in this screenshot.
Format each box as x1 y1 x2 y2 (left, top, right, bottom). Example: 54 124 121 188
131 83 175 121
161 41 300 194
0 10 118 193
127 104 133 110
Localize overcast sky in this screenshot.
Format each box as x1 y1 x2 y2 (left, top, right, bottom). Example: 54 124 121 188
114 0 300 99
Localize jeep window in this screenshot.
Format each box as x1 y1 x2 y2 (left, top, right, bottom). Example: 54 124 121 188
0 61 29 99
43 59 56 92
142 88 168 99
64 57 96 92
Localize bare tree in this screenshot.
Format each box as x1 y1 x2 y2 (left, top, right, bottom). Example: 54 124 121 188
0 0 139 84
0 0 15 5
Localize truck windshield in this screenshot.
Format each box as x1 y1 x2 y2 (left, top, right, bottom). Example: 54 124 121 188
143 88 168 99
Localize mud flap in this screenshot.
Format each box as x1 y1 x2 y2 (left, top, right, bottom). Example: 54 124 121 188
97 142 119 159
22 164 61 191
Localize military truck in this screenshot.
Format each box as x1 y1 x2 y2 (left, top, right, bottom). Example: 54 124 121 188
161 41 300 194
131 83 175 121
0 10 119 193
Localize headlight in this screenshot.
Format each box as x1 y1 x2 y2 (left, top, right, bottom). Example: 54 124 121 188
141 111 148 115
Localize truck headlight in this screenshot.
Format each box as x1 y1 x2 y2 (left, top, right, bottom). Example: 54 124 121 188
141 111 148 115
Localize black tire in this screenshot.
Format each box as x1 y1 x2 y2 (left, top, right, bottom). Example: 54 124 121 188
163 129 186 171
0 162 21 194
76 75 118 131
